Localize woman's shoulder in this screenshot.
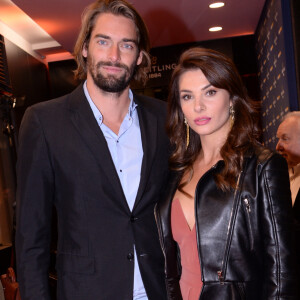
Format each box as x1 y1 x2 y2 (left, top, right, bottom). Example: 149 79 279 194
248 143 288 172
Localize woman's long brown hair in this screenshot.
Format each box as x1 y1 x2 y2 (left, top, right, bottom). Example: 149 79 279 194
167 47 260 193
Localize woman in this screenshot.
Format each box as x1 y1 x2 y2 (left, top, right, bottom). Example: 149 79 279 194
155 47 296 299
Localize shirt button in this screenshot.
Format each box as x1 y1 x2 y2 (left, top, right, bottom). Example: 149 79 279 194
127 253 134 261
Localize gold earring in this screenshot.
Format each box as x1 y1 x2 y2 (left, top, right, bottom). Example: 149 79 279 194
184 117 189 149
229 105 235 129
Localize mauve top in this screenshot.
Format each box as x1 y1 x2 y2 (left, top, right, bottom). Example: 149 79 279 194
171 198 203 300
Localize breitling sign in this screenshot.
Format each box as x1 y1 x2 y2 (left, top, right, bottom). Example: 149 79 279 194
147 59 177 80
144 47 181 88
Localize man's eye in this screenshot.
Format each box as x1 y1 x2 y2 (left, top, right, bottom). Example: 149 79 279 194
121 43 134 50
98 40 107 45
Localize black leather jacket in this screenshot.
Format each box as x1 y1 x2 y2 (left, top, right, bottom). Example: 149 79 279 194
155 146 297 299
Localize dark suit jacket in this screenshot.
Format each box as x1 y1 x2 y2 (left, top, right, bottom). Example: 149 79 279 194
293 188 300 223
293 189 300 276
16 84 169 300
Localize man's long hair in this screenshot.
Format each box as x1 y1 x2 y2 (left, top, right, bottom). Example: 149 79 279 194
73 0 151 85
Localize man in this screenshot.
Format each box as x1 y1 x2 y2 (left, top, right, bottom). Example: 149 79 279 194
15 1 169 299
276 111 300 292
276 111 300 205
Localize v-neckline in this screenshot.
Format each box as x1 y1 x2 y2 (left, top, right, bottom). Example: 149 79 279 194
175 198 195 232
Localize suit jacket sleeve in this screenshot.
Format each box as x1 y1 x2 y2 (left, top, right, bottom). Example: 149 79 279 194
259 153 297 299
16 106 54 300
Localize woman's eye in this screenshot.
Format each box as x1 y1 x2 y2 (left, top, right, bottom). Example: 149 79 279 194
181 94 192 101
206 89 217 96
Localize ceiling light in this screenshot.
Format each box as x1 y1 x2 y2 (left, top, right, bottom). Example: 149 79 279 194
209 2 225 8
209 26 223 32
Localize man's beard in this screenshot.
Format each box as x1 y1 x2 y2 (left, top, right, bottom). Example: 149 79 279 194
88 57 137 93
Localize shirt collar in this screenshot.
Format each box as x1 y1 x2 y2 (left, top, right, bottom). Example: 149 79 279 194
83 80 137 125
290 162 300 177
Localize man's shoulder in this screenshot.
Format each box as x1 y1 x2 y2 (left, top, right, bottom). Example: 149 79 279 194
133 92 167 112
247 143 288 175
30 95 67 111
133 93 167 119
28 84 83 114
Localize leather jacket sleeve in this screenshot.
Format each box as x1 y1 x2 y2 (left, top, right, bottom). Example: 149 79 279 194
258 153 297 298
154 198 183 300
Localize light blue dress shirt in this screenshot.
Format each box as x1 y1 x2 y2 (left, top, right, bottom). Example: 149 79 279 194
83 82 148 300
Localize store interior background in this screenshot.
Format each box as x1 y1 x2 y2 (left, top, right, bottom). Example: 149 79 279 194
0 0 299 294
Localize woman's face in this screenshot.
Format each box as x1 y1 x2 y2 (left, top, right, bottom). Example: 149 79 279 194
179 69 232 140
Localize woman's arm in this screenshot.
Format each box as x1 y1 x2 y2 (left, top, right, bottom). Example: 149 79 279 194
259 153 297 299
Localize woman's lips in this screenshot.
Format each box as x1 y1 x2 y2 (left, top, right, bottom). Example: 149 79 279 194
194 117 211 125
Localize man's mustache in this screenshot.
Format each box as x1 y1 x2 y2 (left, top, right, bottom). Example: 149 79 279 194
96 61 129 72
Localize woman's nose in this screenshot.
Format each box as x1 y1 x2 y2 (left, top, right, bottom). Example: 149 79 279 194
194 97 205 112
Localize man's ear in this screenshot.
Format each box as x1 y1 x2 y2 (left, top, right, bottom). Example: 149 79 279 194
136 51 143 66
82 43 88 58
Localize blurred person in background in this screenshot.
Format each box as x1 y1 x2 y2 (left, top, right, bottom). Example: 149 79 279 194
276 111 300 205
276 111 300 291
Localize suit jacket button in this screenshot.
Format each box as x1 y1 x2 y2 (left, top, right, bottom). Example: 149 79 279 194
127 253 134 261
130 216 137 222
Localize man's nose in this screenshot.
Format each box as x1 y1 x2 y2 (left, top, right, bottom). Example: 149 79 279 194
108 44 120 62
276 140 282 151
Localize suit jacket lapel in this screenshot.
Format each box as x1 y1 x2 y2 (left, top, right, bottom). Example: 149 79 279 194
67 85 129 211
293 188 300 221
133 93 158 209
